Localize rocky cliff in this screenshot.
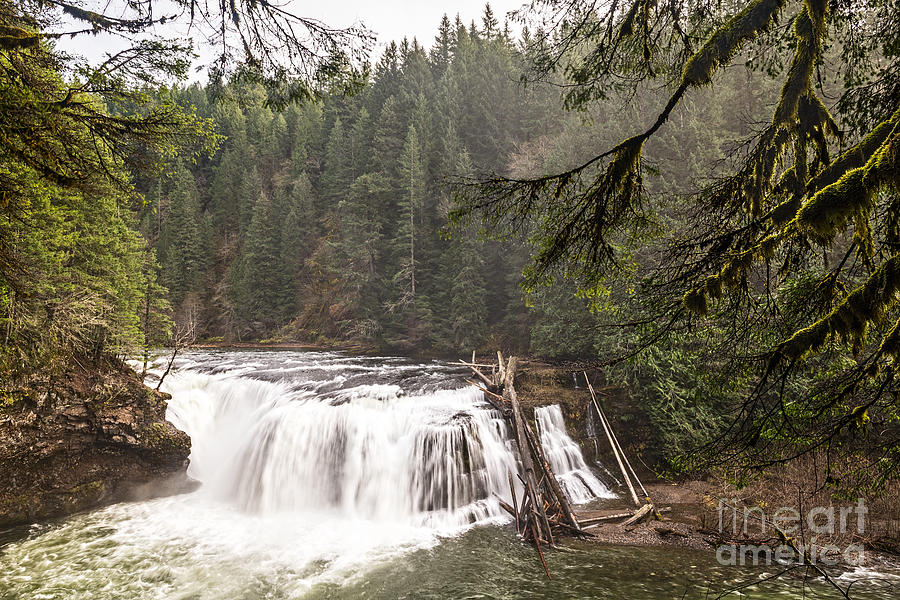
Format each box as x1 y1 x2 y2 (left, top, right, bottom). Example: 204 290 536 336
514 363 660 475
0 359 191 527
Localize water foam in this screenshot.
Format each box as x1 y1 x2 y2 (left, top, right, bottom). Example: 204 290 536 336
535 404 614 503
0 352 614 598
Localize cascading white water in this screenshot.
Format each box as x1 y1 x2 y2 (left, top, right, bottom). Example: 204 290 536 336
4 352 898 600
162 363 522 529
535 404 614 503
0 352 617 600
161 355 614 524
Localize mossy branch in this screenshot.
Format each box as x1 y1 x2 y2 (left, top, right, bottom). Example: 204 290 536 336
682 0 787 86
770 252 900 368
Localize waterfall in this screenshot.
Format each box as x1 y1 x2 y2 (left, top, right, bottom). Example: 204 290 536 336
162 368 521 529
534 404 614 503
0 352 627 599
157 352 613 533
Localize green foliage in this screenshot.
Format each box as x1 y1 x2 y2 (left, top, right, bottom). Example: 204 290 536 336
459 0 900 486
159 162 207 306
0 4 208 375
609 342 734 457
140 11 562 352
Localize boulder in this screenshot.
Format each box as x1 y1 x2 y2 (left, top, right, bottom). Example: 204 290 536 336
0 359 191 527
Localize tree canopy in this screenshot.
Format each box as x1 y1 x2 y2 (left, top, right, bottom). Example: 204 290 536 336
0 0 370 374
454 0 900 488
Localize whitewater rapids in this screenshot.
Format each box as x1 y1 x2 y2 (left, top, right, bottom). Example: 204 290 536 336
0 350 612 599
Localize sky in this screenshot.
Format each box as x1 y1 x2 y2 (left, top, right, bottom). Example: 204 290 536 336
56 1 528 81
301 0 527 51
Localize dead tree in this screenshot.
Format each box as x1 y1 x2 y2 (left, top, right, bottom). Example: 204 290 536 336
458 353 593 578
457 354 664 579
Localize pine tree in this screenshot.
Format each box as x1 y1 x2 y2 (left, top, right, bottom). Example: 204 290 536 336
481 3 499 39
349 108 373 179
280 173 317 303
443 150 488 350
332 173 389 337
208 148 247 233
138 247 173 376
430 15 454 77
394 124 425 308
238 166 263 234
321 118 351 208
372 96 405 185
236 191 288 329
161 161 205 307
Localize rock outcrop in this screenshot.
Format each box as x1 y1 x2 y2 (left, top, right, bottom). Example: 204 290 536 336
0 359 191 527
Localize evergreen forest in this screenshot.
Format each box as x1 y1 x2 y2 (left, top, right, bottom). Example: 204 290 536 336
3 0 900 506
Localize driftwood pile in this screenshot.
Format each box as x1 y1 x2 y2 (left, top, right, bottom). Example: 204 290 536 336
458 353 659 579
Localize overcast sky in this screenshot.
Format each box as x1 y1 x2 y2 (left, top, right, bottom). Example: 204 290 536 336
57 1 528 81
304 0 527 49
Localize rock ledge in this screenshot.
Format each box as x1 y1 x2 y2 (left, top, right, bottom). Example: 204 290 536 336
0 359 191 528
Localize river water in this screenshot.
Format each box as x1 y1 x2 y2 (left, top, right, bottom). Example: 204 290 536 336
1 350 897 599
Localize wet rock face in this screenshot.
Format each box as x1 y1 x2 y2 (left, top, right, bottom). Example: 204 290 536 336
514 366 661 479
0 360 191 528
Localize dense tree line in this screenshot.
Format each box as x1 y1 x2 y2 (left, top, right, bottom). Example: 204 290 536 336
143 6 781 361
141 9 545 353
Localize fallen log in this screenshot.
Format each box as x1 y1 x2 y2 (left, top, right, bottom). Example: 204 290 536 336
579 512 636 526
579 506 671 528
505 357 554 546
465 380 508 414
461 351 600 578
522 413 583 534
457 361 495 389
493 494 517 519
622 503 655 527
508 471 519 533
585 372 642 507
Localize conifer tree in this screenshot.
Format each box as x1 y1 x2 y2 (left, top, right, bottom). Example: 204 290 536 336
481 4 499 39
333 173 389 336
430 15 455 77
280 173 317 301
394 124 426 308
372 96 406 185
161 162 205 307
321 118 351 208
444 151 488 350
238 166 263 234
349 108 374 179
236 191 288 329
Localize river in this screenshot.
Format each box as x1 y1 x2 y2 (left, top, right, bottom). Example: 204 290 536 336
1 350 897 599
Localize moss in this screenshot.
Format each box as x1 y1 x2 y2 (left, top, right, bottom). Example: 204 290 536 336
694 109 900 322
682 0 786 87
139 421 187 455
807 108 899 191
684 289 708 316
797 119 898 244
618 1 643 37
0 389 23 409
797 166 871 240
704 274 723 300
64 480 105 511
773 6 822 125
68 480 105 496
774 254 900 366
